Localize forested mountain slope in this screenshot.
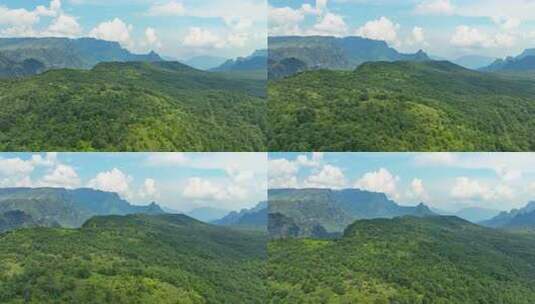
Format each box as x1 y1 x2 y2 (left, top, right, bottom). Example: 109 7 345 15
0 61 267 151
269 216 535 303
0 214 267 303
269 60 535 151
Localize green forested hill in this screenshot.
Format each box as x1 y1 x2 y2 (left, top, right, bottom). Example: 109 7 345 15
0 214 267 304
268 216 535 303
268 60 535 151
0 61 266 151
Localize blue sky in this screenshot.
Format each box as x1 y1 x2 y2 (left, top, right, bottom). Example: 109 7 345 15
269 152 535 212
0 153 267 212
0 0 266 59
269 0 535 59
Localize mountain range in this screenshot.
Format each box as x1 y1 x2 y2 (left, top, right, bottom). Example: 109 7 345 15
482 49 535 72
211 49 267 72
452 55 497 70
0 213 267 303
182 55 228 70
0 60 266 151
481 201 535 230
268 36 429 78
0 37 162 74
0 187 164 229
269 216 535 303
213 201 267 230
432 206 502 223
269 60 535 151
268 188 435 238
186 206 232 223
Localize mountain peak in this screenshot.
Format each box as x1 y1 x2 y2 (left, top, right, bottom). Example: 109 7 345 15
523 201 535 213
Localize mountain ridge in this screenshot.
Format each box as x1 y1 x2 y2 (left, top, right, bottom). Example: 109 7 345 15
481 201 535 229
211 49 267 72
482 48 535 72
0 187 165 229
268 188 435 238
268 35 430 78
0 37 162 73
213 201 267 230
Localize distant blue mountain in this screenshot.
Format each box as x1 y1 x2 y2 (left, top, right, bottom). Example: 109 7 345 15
211 49 267 72
213 201 267 230
453 55 497 70
0 187 165 229
186 207 232 223
482 202 535 229
482 49 535 72
182 55 228 70
0 37 163 73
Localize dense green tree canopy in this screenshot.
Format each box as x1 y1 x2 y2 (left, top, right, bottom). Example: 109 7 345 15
0 214 267 304
0 61 266 151
268 216 535 304
268 61 535 151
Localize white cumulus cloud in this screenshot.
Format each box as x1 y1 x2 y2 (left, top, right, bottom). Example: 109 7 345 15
138 178 159 200
450 25 515 49
450 177 514 202
148 1 185 17
415 0 455 15
268 158 299 189
311 13 347 36
87 168 132 198
44 14 81 37
355 168 400 199
356 17 400 45
303 164 346 189
39 164 81 189
89 18 133 48
406 178 430 202
143 27 162 49
182 27 225 48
